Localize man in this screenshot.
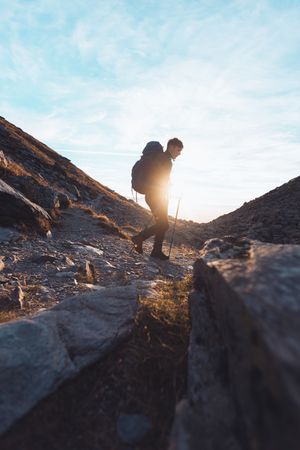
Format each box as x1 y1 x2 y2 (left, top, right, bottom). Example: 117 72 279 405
131 137 183 260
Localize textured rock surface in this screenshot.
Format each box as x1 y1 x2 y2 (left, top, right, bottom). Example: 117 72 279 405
0 286 137 434
169 289 243 450
0 179 51 230
170 238 300 450
117 413 152 445
0 227 20 243
5 175 62 211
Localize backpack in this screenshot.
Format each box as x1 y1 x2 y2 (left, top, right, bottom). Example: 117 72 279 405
131 141 163 194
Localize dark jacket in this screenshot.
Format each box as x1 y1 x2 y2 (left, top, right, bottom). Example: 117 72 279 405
147 150 173 194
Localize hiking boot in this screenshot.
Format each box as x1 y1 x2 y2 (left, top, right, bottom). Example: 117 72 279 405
150 249 169 260
131 235 143 254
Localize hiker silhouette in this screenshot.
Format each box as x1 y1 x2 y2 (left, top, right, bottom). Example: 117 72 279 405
131 138 183 260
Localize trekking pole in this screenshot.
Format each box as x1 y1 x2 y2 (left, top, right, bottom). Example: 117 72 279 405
168 197 181 259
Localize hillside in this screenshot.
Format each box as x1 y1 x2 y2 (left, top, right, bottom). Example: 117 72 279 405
196 175 300 245
0 117 299 450
0 116 200 245
0 116 148 229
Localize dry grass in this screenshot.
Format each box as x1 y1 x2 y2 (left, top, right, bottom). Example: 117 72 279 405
74 203 129 239
121 223 140 234
0 309 24 324
0 159 31 178
0 283 57 324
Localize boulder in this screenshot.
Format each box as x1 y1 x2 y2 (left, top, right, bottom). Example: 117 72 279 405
0 179 51 231
76 260 96 283
57 191 71 209
5 176 60 211
0 292 19 312
0 227 20 243
171 238 300 450
0 285 138 434
10 286 24 309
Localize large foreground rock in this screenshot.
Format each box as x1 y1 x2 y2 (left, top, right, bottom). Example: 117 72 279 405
171 238 300 450
0 179 51 231
0 286 137 434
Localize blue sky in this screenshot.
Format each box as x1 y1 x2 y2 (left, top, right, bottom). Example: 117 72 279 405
1 0 299 222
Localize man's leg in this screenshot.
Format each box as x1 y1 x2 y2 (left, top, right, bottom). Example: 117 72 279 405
131 213 160 254
146 192 169 259
150 219 169 259
131 191 169 258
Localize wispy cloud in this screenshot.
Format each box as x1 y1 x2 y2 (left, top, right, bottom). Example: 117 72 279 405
1 0 300 221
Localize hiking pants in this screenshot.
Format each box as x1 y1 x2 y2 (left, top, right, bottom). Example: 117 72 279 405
139 191 169 251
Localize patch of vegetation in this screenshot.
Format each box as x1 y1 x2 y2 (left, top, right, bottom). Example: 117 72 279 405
74 203 129 239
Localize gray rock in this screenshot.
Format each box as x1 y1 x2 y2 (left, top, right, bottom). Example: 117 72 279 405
117 413 152 445
147 266 159 274
38 286 53 303
57 192 71 209
181 240 300 450
199 236 251 261
9 176 60 211
76 260 96 283
0 293 16 311
0 285 138 434
0 179 51 231
55 271 76 279
75 244 104 257
31 254 57 264
0 227 20 243
82 284 105 291
10 286 24 309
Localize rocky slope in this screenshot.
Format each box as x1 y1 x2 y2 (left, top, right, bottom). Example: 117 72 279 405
0 116 145 229
197 175 300 245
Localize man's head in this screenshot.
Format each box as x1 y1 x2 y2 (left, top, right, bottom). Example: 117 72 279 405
167 137 183 160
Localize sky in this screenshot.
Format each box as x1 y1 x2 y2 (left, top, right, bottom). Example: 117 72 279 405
0 0 299 222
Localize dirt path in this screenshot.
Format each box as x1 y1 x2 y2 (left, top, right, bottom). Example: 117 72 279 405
0 205 198 449
1 205 198 323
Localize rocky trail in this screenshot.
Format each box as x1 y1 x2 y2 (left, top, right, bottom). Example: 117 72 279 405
0 205 197 322
0 205 196 450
